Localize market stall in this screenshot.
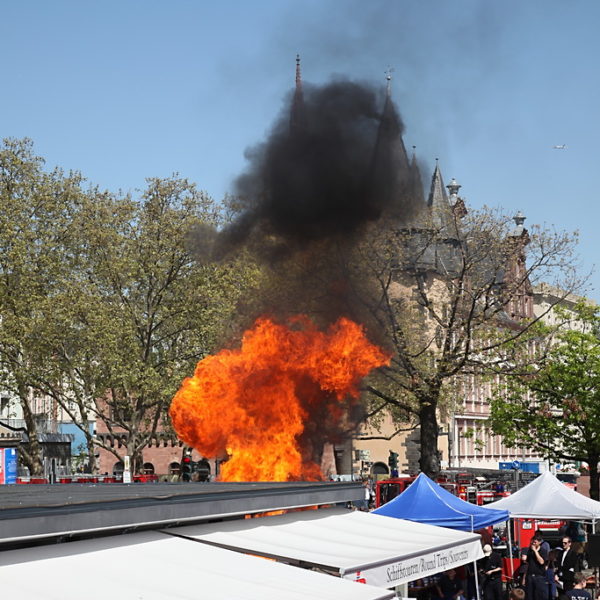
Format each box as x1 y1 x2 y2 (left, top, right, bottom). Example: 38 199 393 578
0 529 395 600
487 471 600 524
373 473 510 531
170 508 484 589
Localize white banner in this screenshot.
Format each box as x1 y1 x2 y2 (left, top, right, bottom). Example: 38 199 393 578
123 455 131 484
343 539 483 589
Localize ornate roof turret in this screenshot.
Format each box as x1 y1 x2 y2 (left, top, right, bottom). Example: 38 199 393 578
508 210 530 248
446 178 461 200
428 161 446 205
401 161 463 275
510 211 526 236
446 177 467 217
427 161 458 239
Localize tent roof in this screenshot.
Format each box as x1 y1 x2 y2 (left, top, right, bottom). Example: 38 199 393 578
0 529 394 600
172 508 483 589
372 473 510 531
486 471 600 520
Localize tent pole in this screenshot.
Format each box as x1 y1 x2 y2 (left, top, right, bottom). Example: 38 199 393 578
507 518 514 592
472 515 481 600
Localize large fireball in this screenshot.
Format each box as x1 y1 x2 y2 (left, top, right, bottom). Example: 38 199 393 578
169 315 389 481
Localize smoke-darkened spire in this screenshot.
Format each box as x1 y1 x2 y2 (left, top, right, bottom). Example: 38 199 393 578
296 54 302 90
290 54 307 133
367 70 414 218
410 147 425 205
380 72 410 173
385 67 394 99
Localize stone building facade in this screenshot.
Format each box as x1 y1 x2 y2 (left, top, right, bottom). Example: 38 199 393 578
351 163 545 478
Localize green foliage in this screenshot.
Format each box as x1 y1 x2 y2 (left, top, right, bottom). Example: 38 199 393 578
0 138 86 473
0 138 262 471
489 302 600 497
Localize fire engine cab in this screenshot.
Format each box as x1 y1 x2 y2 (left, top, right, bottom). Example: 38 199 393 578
375 475 415 507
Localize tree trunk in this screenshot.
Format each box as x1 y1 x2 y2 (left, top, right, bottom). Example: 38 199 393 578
85 433 97 474
418 396 441 478
19 389 44 476
588 455 599 501
128 437 143 475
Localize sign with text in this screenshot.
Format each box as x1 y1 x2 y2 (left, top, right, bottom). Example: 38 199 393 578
4 448 17 484
343 539 483 589
0 448 17 484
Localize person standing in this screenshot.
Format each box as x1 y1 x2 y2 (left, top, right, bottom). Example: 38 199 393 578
535 530 552 555
526 533 550 600
355 479 371 511
479 544 503 600
557 536 578 596
547 550 559 600
516 548 529 589
436 569 465 600
565 573 591 600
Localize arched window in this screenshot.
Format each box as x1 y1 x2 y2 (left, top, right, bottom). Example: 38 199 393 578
113 461 124 475
371 462 389 476
142 462 154 475
169 462 181 475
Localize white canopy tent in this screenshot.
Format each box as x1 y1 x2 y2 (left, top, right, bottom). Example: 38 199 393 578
487 471 600 523
171 509 484 589
0 529 395 600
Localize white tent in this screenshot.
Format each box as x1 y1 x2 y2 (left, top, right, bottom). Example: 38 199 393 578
171 508 484 589
486 471 600 522
0 530 394 600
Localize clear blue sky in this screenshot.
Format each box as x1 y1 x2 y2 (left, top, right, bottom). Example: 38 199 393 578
2 1 599 298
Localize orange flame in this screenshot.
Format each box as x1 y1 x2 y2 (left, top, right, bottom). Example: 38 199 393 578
169 315 390 481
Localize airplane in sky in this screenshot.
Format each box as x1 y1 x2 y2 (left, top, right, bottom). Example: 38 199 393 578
552 144 567 149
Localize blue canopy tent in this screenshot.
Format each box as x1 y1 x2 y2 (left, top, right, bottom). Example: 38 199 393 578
373 473 510 531
372 473 510 600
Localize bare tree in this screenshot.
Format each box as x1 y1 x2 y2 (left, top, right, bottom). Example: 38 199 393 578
347 173 584 477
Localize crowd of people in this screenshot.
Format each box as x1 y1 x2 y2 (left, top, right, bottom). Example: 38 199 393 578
508 531 589 600
345 477 593 600
408 528 595 600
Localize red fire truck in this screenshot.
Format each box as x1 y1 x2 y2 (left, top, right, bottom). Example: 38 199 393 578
374 469 515 509
375 474 416 507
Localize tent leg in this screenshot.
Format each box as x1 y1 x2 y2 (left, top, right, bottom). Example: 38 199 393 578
471 515 480 600
473 560 481 600
506 519 515 592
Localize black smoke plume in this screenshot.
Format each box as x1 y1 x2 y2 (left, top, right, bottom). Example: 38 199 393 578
215 78 423 256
